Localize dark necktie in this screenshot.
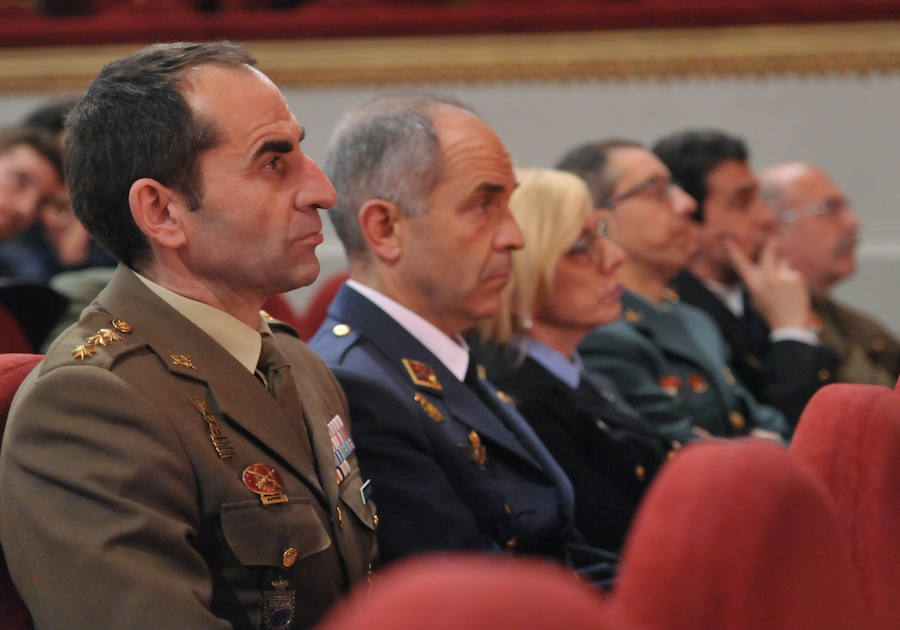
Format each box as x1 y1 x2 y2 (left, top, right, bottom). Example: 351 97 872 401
741 291 770 347
257 332 314 456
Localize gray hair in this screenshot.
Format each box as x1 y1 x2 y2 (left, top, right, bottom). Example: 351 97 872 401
555 139 642 207
323 94 473 260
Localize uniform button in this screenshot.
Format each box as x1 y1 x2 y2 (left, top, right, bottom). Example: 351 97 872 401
667 450 678 460
336 505 344 529
111 319 132 334
282 546 298 567
635 465 646 481
505 537 518 550
729 411 746 429
818 368 831 381
332 324 350 337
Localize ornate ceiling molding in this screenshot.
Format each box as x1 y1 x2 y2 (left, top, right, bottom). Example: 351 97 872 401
1 20 898 94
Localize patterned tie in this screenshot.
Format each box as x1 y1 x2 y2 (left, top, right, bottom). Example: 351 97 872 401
257 332 314 456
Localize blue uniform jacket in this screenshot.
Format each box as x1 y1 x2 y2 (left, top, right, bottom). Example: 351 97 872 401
309 285 579 564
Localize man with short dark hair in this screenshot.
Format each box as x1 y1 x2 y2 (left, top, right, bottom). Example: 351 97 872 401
761 161 900 385
652 130 837 425
310 95 603 573
0 125 62 246
0 42 376 629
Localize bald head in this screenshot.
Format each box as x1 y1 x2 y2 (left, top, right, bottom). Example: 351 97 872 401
761 162 860 292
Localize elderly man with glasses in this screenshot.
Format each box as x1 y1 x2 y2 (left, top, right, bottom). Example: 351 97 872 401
557 140 790 446
761 162 900 385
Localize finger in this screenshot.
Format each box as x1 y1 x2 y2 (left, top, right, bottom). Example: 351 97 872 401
757 237 779 272
723 237 755 282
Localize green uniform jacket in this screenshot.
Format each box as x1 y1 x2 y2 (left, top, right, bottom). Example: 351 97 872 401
579 290 790 445
813 292 900 387
0 266 377 630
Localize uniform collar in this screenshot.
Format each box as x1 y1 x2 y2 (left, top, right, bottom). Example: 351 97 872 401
702 278 745 318
518 336 582 389
134 272 270 374
346 279 470 381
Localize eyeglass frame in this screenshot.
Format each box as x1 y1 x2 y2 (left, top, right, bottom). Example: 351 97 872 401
777 197 852 224
565 217 610 262
600 174 679 210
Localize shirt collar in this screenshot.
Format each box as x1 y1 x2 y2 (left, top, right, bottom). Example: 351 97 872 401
518 336 582 389
135 273 269 374
702 277 745 318
346 279 470 381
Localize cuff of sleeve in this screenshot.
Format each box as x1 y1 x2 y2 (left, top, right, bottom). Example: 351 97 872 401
770 327 819 345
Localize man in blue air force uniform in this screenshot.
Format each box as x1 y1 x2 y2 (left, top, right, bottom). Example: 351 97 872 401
310 96 610 575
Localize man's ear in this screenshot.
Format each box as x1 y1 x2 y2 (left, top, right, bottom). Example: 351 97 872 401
358 199 406 262
128 178 188 250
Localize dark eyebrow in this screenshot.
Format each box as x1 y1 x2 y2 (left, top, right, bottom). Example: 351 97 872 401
252 128 306 162
477 182 506 196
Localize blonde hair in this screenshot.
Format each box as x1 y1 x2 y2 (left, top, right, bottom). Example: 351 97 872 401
479 167 593 345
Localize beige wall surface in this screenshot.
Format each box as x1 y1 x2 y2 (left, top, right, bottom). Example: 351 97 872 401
1 29 898 335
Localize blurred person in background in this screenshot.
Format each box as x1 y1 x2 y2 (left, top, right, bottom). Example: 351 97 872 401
653 129 837 426
558 140 790 445
761 161 900 385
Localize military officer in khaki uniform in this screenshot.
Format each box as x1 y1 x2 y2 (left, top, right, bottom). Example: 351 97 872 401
558 140 789 444
0 42 376 629
762 161 900 386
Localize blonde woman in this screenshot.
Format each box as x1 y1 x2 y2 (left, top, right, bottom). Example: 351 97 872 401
476 168 670 551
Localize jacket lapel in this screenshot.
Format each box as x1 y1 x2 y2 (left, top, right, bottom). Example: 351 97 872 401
328 286 544 470
97 267 325 498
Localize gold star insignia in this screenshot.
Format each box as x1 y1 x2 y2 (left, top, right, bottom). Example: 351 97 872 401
169 353 197 370
73 344 96 360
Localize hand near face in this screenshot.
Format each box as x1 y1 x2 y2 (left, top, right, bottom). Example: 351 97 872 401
724 236 812 330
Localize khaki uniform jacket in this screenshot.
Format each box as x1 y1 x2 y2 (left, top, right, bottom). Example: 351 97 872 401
0 266 377 630
813 292 900 387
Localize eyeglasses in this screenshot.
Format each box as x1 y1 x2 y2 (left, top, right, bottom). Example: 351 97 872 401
778 198 853 223
565 218 609 263
601 175 678 209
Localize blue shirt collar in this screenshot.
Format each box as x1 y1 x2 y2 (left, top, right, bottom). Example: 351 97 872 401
517 337 583 389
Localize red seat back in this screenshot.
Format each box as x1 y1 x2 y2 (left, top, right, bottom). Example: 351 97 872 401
316 553 616 630
0 353 43 630
791 381 900 630
611 439 866 630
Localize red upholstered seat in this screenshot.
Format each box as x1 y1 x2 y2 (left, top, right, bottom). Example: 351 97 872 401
0 353 43 630
790 381 900 630
610 439 866 630
0 306 33 355
315 553 614 630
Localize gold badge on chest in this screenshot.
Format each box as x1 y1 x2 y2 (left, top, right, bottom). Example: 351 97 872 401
402 358 442 390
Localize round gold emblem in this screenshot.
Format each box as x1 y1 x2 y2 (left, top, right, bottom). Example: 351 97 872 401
282 547 298 568
111 319 132 334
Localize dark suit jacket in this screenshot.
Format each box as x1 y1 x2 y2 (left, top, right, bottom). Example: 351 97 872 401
0 266 376 630
485 352 670 551
671 271 837 426
309 285 580 564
